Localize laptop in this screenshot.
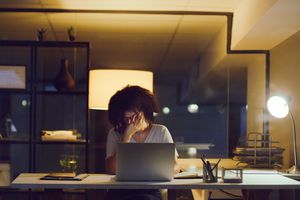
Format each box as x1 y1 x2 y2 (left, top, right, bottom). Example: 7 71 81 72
116 143 175 181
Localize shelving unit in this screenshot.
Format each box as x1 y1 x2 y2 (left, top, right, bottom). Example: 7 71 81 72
0 40 90 194
233 132 284 168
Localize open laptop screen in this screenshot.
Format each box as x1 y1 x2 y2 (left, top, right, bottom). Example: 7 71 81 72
116 143 175 181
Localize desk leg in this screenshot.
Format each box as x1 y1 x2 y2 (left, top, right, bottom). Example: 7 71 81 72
191 189 207 200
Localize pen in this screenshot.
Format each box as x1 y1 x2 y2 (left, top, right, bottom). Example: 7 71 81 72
211 159 221 171
200 156 207 166
206 161 215 180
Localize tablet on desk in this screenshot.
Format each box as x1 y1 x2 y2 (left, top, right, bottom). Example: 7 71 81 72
40 173 88 181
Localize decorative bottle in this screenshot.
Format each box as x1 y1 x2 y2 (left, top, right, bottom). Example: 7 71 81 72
53 59 75 91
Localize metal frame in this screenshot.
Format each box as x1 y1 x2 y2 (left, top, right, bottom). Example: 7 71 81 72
0 40 90 174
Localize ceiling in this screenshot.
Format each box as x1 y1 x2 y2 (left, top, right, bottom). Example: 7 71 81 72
0 12 229 81
1 0 299 104
0 0 242 82
0 0 240 11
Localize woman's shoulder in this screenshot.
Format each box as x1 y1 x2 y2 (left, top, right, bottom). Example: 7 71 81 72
108 128 121 138
151 124 169 133
149 124 173 143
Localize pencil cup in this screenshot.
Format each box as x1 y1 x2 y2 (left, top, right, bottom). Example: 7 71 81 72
203 163 218 183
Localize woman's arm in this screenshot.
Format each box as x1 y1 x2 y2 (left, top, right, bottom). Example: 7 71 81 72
105 129 119 175
174 157 181 174
105 119 141 174
105 153 117 174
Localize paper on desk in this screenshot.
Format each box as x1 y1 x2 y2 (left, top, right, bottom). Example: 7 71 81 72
243 169 278 174
174 171 203 179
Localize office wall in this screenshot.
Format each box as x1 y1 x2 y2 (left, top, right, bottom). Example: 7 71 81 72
247 55 266 134
270 30 300 167
181 21 228 101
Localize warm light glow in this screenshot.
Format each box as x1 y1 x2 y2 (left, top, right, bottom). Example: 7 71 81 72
57 0 239 12
162 107 170 114
187 147 197 156
89 69 153 110
267 96 289 118
187 104 199 113
187 165 197 172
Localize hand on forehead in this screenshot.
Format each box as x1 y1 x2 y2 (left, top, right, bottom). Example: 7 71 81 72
124 110 142 124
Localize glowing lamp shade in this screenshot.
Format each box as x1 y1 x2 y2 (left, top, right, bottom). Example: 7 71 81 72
267 96 289 118
89 69 153 110
267 95 300 174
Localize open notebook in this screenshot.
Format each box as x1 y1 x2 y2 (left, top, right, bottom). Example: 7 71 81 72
174 171 203 179
40 173 89 181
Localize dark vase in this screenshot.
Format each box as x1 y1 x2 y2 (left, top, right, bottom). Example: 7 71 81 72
53 59 75 91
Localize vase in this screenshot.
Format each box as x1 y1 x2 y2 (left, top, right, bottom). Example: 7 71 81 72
53 59 75 91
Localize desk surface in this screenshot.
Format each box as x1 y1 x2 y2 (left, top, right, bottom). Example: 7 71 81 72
11 172 300 190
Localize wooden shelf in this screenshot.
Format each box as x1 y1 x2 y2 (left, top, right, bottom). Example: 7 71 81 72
35 139 88 145
36 91 87 95
0 138 88 145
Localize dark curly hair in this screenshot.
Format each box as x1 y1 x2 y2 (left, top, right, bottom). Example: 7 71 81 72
108 85 159 134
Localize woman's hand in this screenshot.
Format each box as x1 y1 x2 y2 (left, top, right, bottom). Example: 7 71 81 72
123 112 147 142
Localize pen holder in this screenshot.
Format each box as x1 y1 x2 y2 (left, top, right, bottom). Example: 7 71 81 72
203 163 218 183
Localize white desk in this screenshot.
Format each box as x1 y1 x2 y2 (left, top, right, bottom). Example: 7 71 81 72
11 172 300 190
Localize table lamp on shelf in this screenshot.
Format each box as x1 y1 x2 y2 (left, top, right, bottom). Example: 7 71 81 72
88 69 153 110
267 95 300 174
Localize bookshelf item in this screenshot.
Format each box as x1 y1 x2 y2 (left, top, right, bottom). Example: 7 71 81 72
40 173 88 181
0 40 90 190
233 132 284 168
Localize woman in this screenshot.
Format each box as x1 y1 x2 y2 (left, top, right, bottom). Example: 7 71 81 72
105 85 180 200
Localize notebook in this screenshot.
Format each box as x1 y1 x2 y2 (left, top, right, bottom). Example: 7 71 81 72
40 173 88 181
174 171 203 179
116 143 175 181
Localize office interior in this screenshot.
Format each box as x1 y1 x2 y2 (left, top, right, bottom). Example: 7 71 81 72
0 0 300 199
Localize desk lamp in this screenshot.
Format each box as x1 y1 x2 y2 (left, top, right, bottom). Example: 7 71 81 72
267 95 300 174
89 69 153 110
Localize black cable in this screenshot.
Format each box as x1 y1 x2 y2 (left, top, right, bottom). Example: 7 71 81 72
219 189 243 198
208 191 212 200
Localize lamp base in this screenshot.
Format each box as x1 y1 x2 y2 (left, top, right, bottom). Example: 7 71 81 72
287 165 300 174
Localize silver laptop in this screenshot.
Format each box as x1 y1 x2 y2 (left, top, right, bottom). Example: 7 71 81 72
116 143 175 181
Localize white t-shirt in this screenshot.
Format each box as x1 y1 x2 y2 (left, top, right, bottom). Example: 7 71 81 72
106 124 178 159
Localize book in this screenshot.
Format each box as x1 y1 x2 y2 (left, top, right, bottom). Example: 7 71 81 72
40 173 88 181
174 171 203 179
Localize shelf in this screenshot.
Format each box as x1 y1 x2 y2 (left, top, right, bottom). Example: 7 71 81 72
0 139 88 144
36 91 87 95
35 139 88 145
241 139 279 143
0 40 90 48
0 138 29 144
0 40 90 193
0 90 31 95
